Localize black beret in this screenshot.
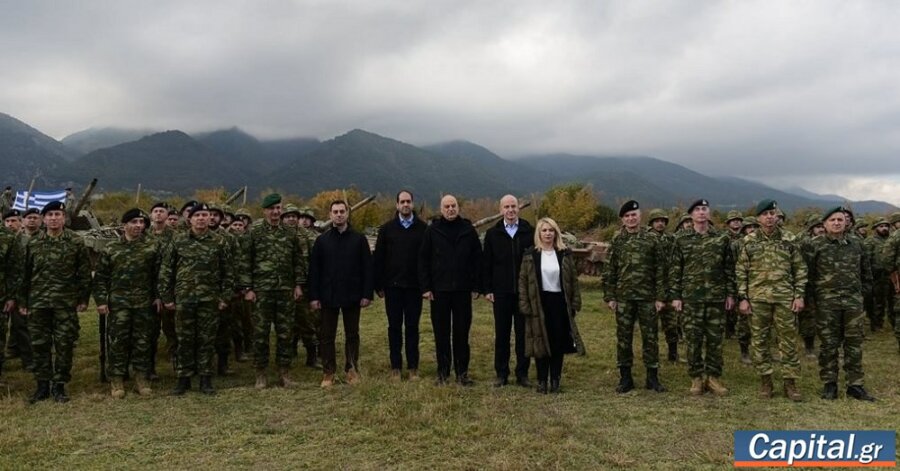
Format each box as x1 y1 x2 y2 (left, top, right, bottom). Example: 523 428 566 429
121 208 147 224
687 199 709 214
151 202 169 211
822 206 846 222
3 209 21 220
755 199 777 216
40 201 66 216
188 203 211 218
23 208 40 217
619 200 639 217
180 200 199 214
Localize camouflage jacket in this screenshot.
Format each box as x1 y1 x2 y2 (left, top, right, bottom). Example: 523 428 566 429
669 226 736 302
158 229 234 304
736 227 807 305
293 226 317 285
0 227 22 303
883 230 900 275
240 222 305 292
864 233 891 276
20 229 92 309
806 234 872 310
93 234 162 308
602 229 666 302
146 225 175 246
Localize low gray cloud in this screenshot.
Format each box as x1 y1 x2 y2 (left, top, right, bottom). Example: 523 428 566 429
3 1 900 193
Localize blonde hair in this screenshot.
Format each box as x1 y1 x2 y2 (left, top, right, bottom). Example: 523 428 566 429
533 217 567 251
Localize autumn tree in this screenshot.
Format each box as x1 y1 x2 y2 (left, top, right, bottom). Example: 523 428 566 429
538 183 600 231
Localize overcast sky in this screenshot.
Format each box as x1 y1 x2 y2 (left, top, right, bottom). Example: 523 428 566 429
3 1 900 204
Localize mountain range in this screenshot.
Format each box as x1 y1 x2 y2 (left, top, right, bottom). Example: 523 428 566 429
0 112 895 214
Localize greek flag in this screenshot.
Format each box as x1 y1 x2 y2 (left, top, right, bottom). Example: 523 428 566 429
12 190 67 211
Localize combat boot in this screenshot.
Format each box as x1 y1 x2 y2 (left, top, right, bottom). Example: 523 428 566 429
758 374 774 399
29 380 51 404
846 385 876 402
134 375 152 396
51 383 70 403
536 381 548 394
255 369 267 390
783 379 802 402
705 376 729 397
667 342 678 362
110 377 126 399
199 375 216 395
320 373 335 388
616 367 634 394
821 382 838 400
217 354 232 376
645 368 666 392
803 337 816 359
740 344 751 365
305 345 321 368
549 378 561 394
278 367 298 388
170 377 191 396
689 377 704 396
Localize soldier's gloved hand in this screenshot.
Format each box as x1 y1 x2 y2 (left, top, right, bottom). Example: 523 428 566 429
97 304 110 315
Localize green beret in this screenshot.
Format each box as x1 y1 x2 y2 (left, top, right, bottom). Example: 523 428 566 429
646 209 668 225
725 210 743 223
742 216 759 229
822 206 845 222
890 212 900 225
281 204 301 218
755 199 777 216
261 193 282 209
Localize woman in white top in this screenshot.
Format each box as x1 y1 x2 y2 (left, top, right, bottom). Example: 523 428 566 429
517 217 584 393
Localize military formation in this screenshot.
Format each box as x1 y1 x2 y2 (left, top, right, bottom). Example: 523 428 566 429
1 189 899 404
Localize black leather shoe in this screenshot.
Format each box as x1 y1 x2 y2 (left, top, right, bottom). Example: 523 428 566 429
536 381 548 394
170 377 191 396
516 376 532 388
821 382 838 400
846 385 875 402
51 383 70 403
549 379 561 394
493 377 508 388
199 375 216 395
28 380 51 404
435 375 449 386
456 373 474 387
616 367 634 393
645 368 667 393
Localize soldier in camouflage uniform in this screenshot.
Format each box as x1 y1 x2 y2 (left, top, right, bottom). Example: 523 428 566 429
229 209 253 362
807 207 875 401
677 214 692 233
93 209 162 398
2 209 31 372
0 217 22 384
241 194 305 389
882 220 900 352
19 201 91 403
602 201 667 393
159 203 234 395
891 212 900 232
146 202 176 379
731 216 760 365
737 199 807 401
864 219 892 333
646 209 680 362
294 207 321 367
669 200 736 396
798 214 825 359
723 211 744 339
209 203 239 376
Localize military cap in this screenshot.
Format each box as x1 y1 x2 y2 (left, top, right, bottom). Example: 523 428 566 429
207 203 224 217
619 200 639 217
890 212 900 225
234 208 252 223
151 201 168 211
842 207 855 220
3 209 21 220
678 213 692 226
281 204 301 218
298 207 317 222
224 211 236 220
646 209 668 225
805 214 824 232
742 216 759 229
725 210 743 223
687 199 709 214
261 193 282 209
180 200 199 214
188 203 211 218
121 208 147 224
23 208 40 217
822 206 846 222
41 201 65 215
754 199 777 216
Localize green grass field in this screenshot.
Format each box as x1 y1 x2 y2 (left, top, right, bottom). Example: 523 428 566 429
1 278 898 469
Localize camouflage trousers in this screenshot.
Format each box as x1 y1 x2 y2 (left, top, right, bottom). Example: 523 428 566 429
658 306 679 346
749 302 801 379
174 301 220 378
252 290 295 369
736 310 751 347
215 298 234 358
816 305 864 386
107 306 155 377
798 301 817 341
28 308 80 383
294 298 321 349
160 307 177 360
5 310 33 367
869 275 893 330
0 312 7 368
683 303 725 378
615 301 659 369
232 298 253 355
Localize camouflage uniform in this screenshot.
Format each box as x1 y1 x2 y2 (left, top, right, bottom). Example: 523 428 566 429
241 221 305 371
646 209 679 357
292 223 320 362
229 228 253 361
669 226 735 379
723 211 744 338
213 225 241 373
797 215 824 353
737 227 807 380
882 229 900 349
807 234 872 387
0 226 22 377
20 229 92 384
602 229 666 370
158 229 234 378
864 223 892 331
93 234 162 377
147 226 177 367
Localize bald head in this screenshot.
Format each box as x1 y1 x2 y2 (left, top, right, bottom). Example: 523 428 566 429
500 194 519 224
440 195 459 221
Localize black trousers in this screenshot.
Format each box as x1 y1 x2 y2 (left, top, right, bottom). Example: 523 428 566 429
384 287 422 370
493 293 530 380
536 291 569 383
319 306 361 375
430 291 472 378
